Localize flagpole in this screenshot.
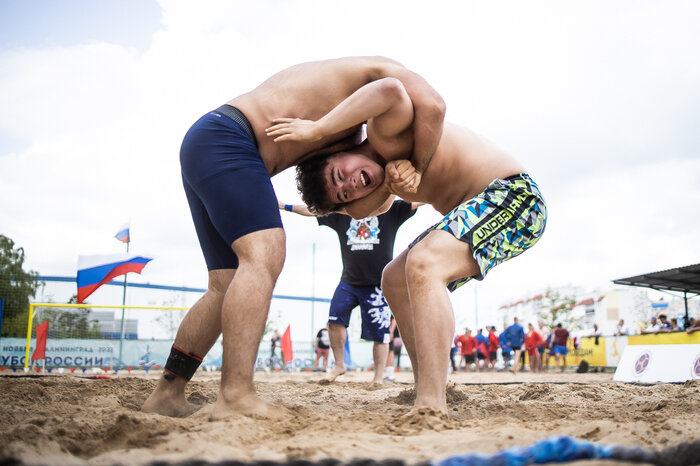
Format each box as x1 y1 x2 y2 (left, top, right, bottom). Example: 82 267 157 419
311 242 316 352
117 240 129 372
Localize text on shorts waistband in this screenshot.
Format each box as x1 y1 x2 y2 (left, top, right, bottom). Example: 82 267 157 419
213 104 258 148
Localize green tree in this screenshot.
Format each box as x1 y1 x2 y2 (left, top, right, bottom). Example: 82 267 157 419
537 289 579 331
0 235 40 336
153 293 187 339
33 295 102 339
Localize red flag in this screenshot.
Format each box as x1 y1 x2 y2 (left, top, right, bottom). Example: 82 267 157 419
31 320 49 360
280 325 293 363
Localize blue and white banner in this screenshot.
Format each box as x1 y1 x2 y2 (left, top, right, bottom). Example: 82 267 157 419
614 344 700 383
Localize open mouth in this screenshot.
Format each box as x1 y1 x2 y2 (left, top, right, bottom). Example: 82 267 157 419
360 170 370 187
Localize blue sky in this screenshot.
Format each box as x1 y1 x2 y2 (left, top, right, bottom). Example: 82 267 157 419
0 0 160 51
1 1 699 336
0 0 161 155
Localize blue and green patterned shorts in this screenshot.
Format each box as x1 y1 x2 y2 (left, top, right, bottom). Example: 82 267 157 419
409 173 547 292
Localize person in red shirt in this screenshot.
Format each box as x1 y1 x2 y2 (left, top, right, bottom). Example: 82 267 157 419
455 328 479 372
525 323 544 373
486 326 500 372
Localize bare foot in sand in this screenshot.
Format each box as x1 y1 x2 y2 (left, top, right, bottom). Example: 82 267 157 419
404 404 448 418
210 392 286 421
142 387 200 418
323 366 346 383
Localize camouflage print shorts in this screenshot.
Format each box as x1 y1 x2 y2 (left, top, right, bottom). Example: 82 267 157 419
409 173 547 292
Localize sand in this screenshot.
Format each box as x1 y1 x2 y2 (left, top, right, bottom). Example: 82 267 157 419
0 369 698 465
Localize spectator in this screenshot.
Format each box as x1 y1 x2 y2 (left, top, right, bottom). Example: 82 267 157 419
686 318 700 334
668 318 680 332
449 336 459 374
525 323 544 372
504 317 526 374
270 329 281 367
313 326 331 372
641 316 661 334
487 326 500 373
499 327 512 370
385 316 402 381
589 323 602 346
543 332 555 371
537 321 549 371
552 323 570 372
392 323 403 369
615 319 629 336
658 314 672 331
455 328 478 372
475 328 489 371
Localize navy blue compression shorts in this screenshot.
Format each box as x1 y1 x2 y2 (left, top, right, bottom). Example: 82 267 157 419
327 281 392 343
180 105 282 270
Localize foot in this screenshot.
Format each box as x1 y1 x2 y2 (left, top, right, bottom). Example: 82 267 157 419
210 392 286 421
324 366 346 383
142 388 199 418
404 403 448 417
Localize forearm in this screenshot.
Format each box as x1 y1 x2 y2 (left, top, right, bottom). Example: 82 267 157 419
343 187 394 219
278 201 315 217
301 128 363 158
315 79 406 138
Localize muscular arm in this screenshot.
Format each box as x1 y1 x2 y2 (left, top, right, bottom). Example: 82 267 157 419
343 188 395 219
266 78 412 145
295 126 364 159
267 60 445 179
381 64 445 175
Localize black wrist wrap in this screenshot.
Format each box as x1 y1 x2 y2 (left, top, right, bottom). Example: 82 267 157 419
163 345 203 381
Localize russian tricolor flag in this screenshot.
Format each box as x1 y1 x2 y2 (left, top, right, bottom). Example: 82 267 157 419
77 254 153 303
114 222 130 243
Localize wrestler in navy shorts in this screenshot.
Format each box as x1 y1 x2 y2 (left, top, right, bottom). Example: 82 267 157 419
180 105 282 270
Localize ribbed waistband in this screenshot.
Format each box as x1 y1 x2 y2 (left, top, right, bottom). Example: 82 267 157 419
214 104 257 147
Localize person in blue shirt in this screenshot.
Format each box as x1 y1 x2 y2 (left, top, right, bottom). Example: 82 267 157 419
504 317 525 374
499 329 512 370
475 328 488 371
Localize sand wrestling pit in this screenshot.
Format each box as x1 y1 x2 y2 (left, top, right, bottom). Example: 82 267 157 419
1 370 699 465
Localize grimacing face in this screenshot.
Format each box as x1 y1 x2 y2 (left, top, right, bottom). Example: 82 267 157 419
323 152 384 204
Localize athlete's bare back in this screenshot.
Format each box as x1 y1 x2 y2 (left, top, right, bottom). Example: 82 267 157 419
228 56 441 176
394 122 526 215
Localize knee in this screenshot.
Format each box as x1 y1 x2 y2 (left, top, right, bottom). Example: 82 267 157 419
265 243 286 277
236 230 286 277
405 244 442 285
381 259 402 291
208 269 235 295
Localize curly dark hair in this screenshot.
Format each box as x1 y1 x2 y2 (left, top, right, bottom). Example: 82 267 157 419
296 155 346 215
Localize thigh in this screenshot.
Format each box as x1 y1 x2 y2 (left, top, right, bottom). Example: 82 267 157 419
408 229 481 286
328 283 359 327
197 164 282 250
181 112 283 259
183 176 239 270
